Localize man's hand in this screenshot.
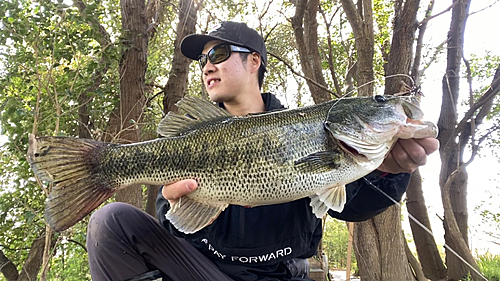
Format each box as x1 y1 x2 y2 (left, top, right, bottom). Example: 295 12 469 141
377 137 440 174
162 179 198 204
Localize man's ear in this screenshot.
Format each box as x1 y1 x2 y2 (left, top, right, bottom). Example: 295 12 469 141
248 53 261 74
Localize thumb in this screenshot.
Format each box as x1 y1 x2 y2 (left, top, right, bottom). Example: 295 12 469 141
162 179 198 201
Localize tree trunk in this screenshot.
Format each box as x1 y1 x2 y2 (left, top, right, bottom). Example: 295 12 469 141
17 234 51 281
339 0 374 97
353 220 380 281
114 0 149 208
403 231 426 281
441 167 482 280
162 0 200 114
344 1 420 279
407 169 447 280
0 231 57 281
437 0 472 279
74 0 114 139
142 0 201 216
353 205 414 280
291 0 331 104
404 1 448 279
0 250 18 281
384 0 420 94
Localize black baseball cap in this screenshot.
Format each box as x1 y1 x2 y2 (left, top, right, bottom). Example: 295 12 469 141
180 21 267 70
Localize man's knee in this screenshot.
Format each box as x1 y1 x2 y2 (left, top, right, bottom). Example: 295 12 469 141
87 202 139 242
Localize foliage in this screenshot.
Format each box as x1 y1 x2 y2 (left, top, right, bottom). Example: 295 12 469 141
476 253 500 281
465 52 500 118
322 217 357 272
0 0 155 278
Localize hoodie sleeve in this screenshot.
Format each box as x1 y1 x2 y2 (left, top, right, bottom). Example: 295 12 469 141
328 172 410 221
156 186 170 225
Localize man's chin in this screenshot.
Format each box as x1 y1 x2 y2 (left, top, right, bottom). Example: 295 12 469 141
208 93 226 103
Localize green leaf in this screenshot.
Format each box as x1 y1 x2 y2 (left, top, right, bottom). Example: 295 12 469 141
24 210 35 223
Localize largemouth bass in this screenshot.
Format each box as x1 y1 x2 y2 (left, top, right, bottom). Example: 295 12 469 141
28 95 437 233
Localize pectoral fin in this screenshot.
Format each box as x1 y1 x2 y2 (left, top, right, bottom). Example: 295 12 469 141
294 150 341 173
166 196 228 234
309 184 346 218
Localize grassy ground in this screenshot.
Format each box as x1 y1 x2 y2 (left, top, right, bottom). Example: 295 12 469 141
477 252 500 281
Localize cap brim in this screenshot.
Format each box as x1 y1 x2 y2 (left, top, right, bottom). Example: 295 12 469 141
180 34 243 60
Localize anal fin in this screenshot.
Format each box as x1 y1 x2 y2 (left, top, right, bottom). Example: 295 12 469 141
166 196 228 234
309 184 346 217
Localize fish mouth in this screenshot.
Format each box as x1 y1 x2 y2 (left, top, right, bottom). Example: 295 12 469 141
338 139 365 159
331 118 437 162
332 136 372 161
325 120 390 162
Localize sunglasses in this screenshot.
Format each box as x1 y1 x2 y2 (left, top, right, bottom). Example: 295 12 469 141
198 43 252 70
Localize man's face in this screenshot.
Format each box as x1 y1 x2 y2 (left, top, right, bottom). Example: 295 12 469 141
201 40 255 103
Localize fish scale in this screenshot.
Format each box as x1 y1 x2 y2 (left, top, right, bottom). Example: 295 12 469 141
28 95 438 233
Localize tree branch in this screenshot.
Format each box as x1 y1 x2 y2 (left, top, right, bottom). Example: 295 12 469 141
411 0 434 83
419 3 454 25
67 239 88 252
468 0 500 16
441 166 485 281
0 249 18 281
146 0 165 40
74 0 116 139
17 236 48 281
73 0 112 47
319 4 343 96
339 0 362 34
444 63 500 156
268 51 338 97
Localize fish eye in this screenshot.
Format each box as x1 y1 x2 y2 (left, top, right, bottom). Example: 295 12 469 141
373 95 387 103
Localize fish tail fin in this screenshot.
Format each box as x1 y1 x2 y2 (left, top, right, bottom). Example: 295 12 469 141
28 134 116 231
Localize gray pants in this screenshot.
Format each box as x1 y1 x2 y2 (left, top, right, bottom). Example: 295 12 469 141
86 202 234 281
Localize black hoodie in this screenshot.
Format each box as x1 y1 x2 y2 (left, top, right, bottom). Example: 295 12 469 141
156 93 410 280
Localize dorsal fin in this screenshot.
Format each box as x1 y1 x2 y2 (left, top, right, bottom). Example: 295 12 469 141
157 96 231 137
177 96 231 120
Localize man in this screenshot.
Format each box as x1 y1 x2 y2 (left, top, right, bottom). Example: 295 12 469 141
86 21 439 281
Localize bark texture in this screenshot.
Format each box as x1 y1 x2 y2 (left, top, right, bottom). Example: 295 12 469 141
384 0 420 94
344 1 420 279
17 236 49 281
405 1 447 279
74 0 114 139
353 205 413 280
0 250 18 281
113 0 149 208
291 0 331 104
162 0 200 114
437 3 500 279
407 169 447 280
339 0 374 97
437 0 472 279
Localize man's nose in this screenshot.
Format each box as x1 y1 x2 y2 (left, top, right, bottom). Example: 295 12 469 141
203 60 217 74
